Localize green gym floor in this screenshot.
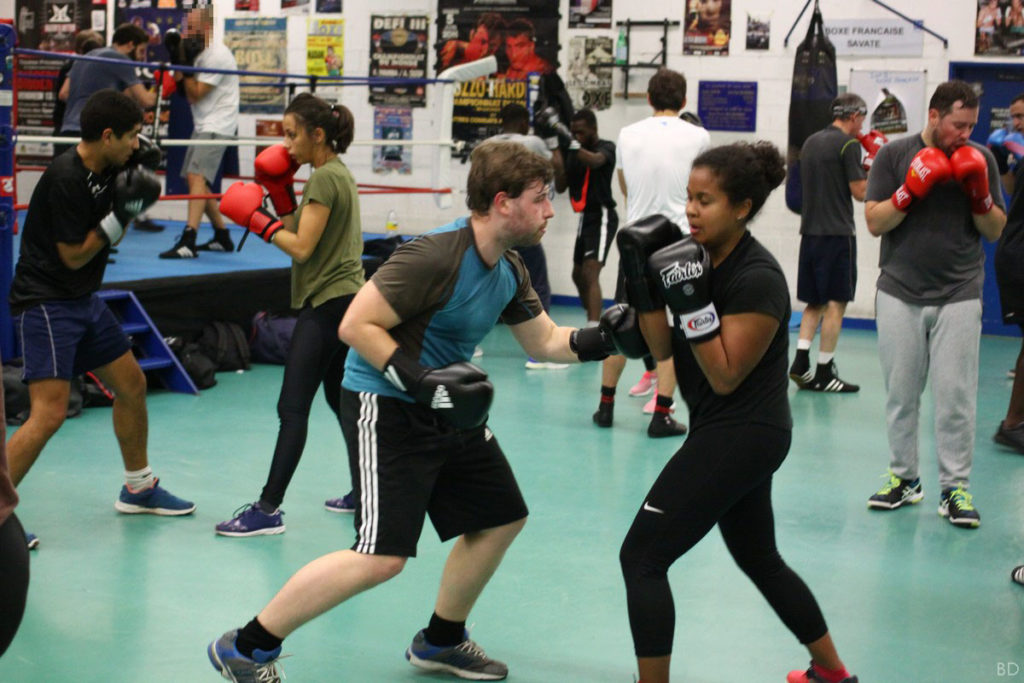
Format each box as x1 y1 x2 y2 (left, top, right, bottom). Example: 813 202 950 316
2 306 1023 682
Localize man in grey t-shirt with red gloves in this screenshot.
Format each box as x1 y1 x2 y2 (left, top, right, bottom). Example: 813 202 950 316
864 80 1006 529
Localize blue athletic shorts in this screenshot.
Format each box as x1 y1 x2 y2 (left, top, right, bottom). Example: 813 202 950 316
15 295 131 381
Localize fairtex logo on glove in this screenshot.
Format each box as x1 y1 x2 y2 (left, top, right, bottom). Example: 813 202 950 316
686 311 718 333
658 260 703 289
431 385 453 410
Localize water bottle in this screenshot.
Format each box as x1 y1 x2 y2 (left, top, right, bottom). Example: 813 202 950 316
615 27 628 65
385 209 399 232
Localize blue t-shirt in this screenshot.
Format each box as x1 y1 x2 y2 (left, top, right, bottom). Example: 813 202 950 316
343 217 543 401
61 47 140 133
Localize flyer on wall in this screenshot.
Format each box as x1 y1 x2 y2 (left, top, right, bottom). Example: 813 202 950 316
225 17 287 114
683 0 731 56
565 36 613 111
373 106 413 174
369 15 429 108
568 0 612 30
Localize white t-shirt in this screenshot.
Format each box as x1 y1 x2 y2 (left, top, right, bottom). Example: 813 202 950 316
616 115 710 229
192 43 240 136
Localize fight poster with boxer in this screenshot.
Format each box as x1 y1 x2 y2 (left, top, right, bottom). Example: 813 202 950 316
976 0 1024 56
225 17 287 114
568 0 612 30
435 0 560 145
307 17 344 102
369 15 429 108
684 0 732 56
373 107 413 175
14 0 97 162
848 70 926 142
565 36 613 111
116 7 188 144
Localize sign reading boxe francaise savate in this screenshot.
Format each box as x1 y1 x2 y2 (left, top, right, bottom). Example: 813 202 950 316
697 81 757 132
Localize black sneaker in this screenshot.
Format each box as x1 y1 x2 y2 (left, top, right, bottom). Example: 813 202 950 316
196 229 234 252
133 217 164 232
647 412 687 438
939 485 980 528
159 230 198 259
593 401 613 428
867 472 923 509
789 351 813 388
808 360 859 393
994 421 1024 454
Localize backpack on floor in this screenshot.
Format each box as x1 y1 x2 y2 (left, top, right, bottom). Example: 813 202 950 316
179 343 218 389
198 321 251 372
250 312 298 365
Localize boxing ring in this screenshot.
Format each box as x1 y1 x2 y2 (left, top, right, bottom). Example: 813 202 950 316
0 22 498 357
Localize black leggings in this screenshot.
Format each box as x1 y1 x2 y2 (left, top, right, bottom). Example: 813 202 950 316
620 423 828 658
0 512 29 658
259 294 354 508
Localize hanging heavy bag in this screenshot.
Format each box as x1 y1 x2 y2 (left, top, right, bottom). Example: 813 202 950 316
785 2 837 214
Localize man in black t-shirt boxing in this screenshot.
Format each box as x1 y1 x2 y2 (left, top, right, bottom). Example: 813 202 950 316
7 90 195 533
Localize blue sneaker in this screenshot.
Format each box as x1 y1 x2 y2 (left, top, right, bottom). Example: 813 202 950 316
324 491 355 513
114 478 195 516
25 532 39 550
405 629 508 680
216 503 285 537
208 629 283 683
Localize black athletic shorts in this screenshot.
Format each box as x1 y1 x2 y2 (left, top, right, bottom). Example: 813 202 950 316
995 237 1024 324
573 208 618 266
796 235 856 305
340 389 529 558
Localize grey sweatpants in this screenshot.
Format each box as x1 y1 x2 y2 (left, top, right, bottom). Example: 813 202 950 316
875 290 981 491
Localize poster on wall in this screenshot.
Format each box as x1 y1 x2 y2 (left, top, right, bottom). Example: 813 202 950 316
976 0 1024 56
436 0 560 144
307 18 344 101
235 0 259 12
373 107 413 174
315 0 340 13
568 0 612 30
746 12 770 51
565 36 613 111
226 17 287 114
684 0 731 56
14 0 99 162
281 0 310 16
369 15 429 108
848 69 927 141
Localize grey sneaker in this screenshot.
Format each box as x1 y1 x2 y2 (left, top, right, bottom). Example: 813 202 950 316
405 629 508 680
207 629 283 682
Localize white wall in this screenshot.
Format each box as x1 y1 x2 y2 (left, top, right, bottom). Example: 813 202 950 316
10 0 995 319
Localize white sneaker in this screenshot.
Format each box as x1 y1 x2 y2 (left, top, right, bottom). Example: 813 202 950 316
629 371 657 397
473 346 484 359
642 396 676 414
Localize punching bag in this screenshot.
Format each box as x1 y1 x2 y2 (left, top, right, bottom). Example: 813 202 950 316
785 1 837 214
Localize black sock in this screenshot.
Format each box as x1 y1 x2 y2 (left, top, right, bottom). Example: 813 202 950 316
642 354 656 372
655 394 673 408
600 385 616 404
424 612 465 647
256 499 277 514
235 616 283 659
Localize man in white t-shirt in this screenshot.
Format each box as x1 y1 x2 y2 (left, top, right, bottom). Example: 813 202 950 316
161 7 241 259
594 68 710 438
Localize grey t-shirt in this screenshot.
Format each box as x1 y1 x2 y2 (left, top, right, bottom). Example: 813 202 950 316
61 47 139 133
488 133 552 159
865 134 1005 305
799 125 866 236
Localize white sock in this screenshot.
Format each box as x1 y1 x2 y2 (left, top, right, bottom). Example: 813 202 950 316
818 352 834 365
797 339 812 351
125 467 155 492
584 320 600 328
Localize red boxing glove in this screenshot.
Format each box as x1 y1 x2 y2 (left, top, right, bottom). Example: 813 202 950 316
156 70 176 97
220 182 283 243
950 145 994 215
891 147 953 212
254 144 299 216
857 129 888 171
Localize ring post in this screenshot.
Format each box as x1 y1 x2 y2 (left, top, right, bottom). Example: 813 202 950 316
0 21 17 359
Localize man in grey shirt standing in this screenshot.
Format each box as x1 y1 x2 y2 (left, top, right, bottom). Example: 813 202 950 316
864 80 1006 529
790 93 868 393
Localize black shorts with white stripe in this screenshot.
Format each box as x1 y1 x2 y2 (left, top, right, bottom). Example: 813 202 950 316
339 389 529 558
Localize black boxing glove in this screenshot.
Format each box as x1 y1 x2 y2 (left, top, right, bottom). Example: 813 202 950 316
127 134 162 171
163 28 184 65
96 166 161 245
648 236 720 343
383 347 494 430
616 214 684 312
569 304 648 361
